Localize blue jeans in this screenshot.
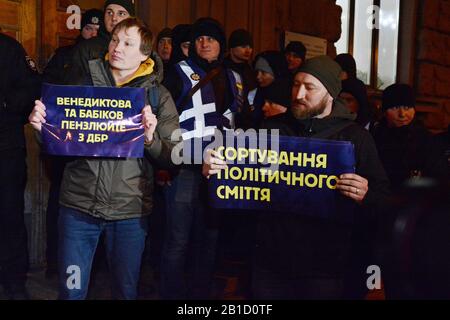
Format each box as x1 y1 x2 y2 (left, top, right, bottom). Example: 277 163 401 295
58 206 148 300
160 168 219 299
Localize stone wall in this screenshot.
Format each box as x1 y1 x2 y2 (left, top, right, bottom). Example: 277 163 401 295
416 0 450 132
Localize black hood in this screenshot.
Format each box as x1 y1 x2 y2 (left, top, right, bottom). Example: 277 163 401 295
169 24 192 66
253 51 290 80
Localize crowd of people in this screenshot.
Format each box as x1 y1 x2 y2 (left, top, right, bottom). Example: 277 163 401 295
1 0 448 300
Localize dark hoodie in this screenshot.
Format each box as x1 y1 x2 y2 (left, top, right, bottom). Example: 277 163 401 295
44 36 85 85
0 33 41 152
341 78 371 127
255 100 389 278
64 26 111 84
252 51 291 127
169 24 192 66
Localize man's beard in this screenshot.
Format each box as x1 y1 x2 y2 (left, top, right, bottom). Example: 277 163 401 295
291 94 329 120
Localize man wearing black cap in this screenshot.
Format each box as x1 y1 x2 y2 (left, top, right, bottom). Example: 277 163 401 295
206 55 389 299
169 24 192 66
261 80 291 119
372 83 448 190
339 78 371 129
161 18 244 300
44 9 103 85
284 41 307 75
224 29 257 129
156 28 173 68
226 29 254 66
66 0 136 82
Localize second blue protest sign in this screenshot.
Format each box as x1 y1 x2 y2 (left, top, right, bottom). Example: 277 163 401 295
208 133 357 222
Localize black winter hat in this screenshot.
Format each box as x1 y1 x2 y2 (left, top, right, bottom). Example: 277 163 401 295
382 83 416 111
173 24 191 44
263 79 292 108
190 18 227 61
157 28 172 43
297 55 342 99
81 9 103 31
170 24 192 65
104 0 135 17
229 29 253 48
284 41 306 61
341 78 371 125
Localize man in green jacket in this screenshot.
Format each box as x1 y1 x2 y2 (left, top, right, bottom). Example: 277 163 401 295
29 18 180 300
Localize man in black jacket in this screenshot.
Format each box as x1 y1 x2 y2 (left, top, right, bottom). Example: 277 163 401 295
0 33 41 300
44 8 103 85
161 18 243 300
65 0 135 83
223 29 257 129
205 55 390 299
258 56 389 299
372 83 448 190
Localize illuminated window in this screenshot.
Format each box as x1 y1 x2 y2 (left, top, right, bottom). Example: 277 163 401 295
336 0 400 89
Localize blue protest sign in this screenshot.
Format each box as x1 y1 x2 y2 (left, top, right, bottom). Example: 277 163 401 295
208 133 356 221
41 83 146 158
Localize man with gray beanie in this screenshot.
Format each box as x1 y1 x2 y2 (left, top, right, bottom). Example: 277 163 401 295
251 55 389 299
284 41 307 75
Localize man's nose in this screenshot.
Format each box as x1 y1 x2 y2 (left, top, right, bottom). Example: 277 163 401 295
296 85 306 99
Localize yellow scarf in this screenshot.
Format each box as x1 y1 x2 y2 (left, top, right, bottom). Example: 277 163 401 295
105 54 155 87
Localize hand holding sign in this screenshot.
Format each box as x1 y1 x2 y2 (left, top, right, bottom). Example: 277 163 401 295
336 174 369 203
29 100 47 132
142 105 157 145
37 84 146 158
207 134 358 221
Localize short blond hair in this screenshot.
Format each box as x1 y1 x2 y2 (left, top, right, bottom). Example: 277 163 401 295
112 18 153 56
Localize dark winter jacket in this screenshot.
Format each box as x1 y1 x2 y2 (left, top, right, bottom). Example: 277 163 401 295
255 100 390 277
223 56 258 129
0 33 41 151
63 30 111 84
371 119 448 190
43 36 84 85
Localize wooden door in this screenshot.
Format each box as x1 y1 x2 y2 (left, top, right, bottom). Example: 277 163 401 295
0 0 44 267
40 0 105 66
